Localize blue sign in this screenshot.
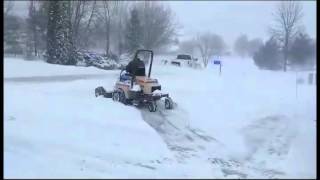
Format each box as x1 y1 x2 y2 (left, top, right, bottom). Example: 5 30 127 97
213 60 221 65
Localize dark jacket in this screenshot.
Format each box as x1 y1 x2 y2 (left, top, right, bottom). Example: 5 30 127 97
126 58 146 76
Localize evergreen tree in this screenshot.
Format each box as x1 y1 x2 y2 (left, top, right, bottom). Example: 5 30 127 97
253 37 282 70
61 1 77 65
125 8 142 54
47 1 59 64
47 1 77 65
289 33 316 68
247 38 263 57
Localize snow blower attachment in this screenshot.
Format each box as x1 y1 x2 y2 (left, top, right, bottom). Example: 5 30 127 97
95 49 174 112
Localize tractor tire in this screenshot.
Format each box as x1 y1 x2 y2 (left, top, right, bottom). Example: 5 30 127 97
118 89 127 104
164 97 173 109
112 89 127 104
112 91 120 101
148 101 157 112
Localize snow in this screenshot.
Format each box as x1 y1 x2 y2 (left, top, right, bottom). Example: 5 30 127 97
4 56 316 178
131 84 141 91
152 89 165 96
4 80 178 178
153 89 162 94
4 57 115 77
151 55 316 178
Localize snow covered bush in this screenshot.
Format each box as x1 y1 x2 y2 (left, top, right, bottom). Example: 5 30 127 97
75 50 122 70
92 58 120 70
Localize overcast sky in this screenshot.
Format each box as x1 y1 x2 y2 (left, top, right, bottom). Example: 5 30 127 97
11 1 316 48
166 1 316 47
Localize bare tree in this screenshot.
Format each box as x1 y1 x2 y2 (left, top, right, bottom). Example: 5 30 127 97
70 1 88 47
112 1 129 56
96 1 117 55
26 0 38 56
124 7 142 54
270 1 303 72
247 38 263 57
136 2 178 51
4 1 14 16
234 34 249 58
234 35 263 58
81 1 98 49
4 14 24 56
196 32 226 67
178 39 196 55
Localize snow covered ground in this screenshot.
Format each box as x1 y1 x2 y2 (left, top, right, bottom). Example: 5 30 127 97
4 56 316 178
4 57 116 78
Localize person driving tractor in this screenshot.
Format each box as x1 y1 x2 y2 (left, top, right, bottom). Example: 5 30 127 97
120 56 146 82
94 49 174 112
126 57 146 76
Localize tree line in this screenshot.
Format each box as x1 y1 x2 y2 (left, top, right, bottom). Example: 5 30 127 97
4 1 178 65
4 1 315 70
233 1 316 71
177 1 316 70
178 33 228 67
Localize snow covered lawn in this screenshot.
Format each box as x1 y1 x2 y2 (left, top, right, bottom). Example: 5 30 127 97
4 57 316 178
153 57 316 178
4 57 115 78
4 58 180 178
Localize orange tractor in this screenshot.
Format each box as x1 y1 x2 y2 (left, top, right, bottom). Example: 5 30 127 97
95 49 174 112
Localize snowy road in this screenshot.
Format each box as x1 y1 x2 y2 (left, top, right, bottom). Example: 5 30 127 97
4 74 113 83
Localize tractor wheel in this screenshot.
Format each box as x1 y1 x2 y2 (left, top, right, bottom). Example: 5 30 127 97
148 101 157 112
118 89 127 104
112 91 120 101
164 97 173 109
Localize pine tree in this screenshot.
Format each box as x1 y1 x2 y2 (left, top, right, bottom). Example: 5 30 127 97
125 8 142 54
47 1 77 65
253 37 282 70
47 1 59 64
289 33 316 68
60 1 77 65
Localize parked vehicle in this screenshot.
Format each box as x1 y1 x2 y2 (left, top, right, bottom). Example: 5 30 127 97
170 54 193 67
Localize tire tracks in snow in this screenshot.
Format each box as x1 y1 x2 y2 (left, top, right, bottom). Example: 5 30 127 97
208 115 295 178
140 102 293 178
140 101 221 163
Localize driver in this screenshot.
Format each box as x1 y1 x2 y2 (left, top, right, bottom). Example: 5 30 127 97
125 56 146 76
